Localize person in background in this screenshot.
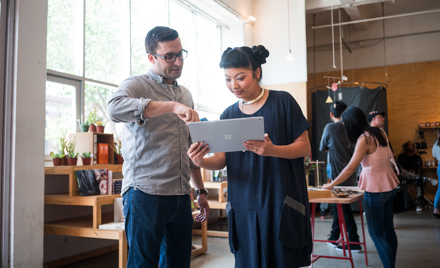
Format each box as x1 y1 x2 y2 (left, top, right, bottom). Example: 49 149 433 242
398 141 420 174
368 111 386 129
369 110 402 173
432 136 440 218
188 45 312 267
397 140 438 211
319 101 361 252
323 106 400 268
107 26 209 268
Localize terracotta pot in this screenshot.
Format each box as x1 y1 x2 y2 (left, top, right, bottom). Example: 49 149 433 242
89 124 97 132
80 125 90 132
67 157 78 166
52 158 62 166
62 156 68 166
96 125 105 133
82 157 92 166
116 154 124 165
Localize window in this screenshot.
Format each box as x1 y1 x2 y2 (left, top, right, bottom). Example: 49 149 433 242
84 0 130 84
46 0 83 76
84 82 120 136
130 0 167 76
46 0 241 153
45 78 79 154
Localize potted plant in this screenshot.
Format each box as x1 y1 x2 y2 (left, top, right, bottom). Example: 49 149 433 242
49 152 65 166
66 140 79 166
56 132 69 165
87 108 98 132
80 152 93 166
78 119 90 133
95 118 105 133
110 138 123 164
304 153 318 187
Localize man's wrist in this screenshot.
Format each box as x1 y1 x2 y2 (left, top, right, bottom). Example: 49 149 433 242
169 101 177 114
195 188 208 197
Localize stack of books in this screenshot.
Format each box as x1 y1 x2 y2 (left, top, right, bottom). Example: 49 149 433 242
112 179 122 194
75 169 123 196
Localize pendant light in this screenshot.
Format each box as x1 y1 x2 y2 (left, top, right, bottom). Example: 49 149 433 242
286 0 293 61
325 78 333 103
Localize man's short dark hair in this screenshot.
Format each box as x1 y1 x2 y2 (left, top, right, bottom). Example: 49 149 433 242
145 26 179 54
330 101 347 118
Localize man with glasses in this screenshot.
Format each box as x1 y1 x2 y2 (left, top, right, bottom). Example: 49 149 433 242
108 26 209 268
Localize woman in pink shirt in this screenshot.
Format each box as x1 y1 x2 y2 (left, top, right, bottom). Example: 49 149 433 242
323 106 400 268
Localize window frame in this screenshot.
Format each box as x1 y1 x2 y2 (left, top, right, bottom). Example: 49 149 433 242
46 0 232 146
1 0 15 265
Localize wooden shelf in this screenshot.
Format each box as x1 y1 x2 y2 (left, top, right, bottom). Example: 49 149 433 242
45 164 123 173
44 165 207 267
418 126 440 130
203 181 227 189
45 213 127 268
45 193 120 206
45 164 122 196
45 193 121 229
423 166 438 169
203 181 227 203
44 211 207 266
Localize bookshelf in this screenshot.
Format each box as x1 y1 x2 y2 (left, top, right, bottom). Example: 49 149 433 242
69 132 114 165
45 164 122 196
44 164 208 267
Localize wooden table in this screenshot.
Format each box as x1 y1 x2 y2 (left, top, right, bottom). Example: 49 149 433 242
309 193 368 268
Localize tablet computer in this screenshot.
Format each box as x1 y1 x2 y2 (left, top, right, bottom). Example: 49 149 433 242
188 117 265 153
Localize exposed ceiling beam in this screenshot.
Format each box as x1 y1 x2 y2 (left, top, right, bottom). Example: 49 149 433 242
306 0 394 13
312 8 440 29
343 6 369 31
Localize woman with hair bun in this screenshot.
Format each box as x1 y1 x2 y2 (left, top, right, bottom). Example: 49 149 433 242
187 45 312 267
322 106 400 268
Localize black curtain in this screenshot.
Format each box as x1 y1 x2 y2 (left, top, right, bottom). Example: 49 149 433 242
311 86 388 162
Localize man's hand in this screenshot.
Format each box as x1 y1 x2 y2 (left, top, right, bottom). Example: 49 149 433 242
172 102 200 124
194 194 210 223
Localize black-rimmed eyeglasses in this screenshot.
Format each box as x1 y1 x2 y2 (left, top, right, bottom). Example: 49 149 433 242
151 49 188 63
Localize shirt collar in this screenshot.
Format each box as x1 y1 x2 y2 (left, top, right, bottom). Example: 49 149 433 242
147 69 179 88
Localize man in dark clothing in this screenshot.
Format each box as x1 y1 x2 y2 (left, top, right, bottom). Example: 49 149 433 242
398 141 421 173
320 101 362 252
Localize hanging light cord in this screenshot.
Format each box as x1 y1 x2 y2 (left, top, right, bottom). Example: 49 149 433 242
331 3 336 68
382 3 388 85
287 0 291 53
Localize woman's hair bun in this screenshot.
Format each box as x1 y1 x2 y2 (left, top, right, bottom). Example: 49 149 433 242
251 45 269 64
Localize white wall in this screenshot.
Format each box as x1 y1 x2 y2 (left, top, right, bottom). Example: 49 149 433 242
11 0 47 266
253 0 307 85
306 11 440 74
219 0 253 45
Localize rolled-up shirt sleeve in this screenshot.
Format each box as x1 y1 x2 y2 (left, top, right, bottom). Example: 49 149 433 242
107 78 152 126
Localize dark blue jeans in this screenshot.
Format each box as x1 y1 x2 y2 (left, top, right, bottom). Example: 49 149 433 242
435 166 440 209
364 189 398 268
123 187 193 268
